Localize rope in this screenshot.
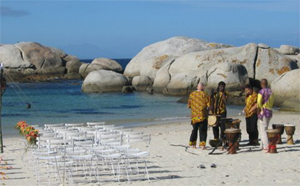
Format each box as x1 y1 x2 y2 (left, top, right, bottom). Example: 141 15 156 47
6 81 43 121
287 135 293 143
5 74 48 123
226 133 240 153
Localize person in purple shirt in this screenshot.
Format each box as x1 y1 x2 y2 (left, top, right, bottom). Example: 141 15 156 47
257 79 274 152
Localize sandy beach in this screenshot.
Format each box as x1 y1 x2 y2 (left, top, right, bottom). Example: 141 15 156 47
1 111 299 186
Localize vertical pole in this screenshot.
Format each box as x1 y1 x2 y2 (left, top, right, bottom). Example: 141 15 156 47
0 63 3 153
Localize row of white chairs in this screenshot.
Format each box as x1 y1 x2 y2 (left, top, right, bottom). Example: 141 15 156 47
22 122 151 186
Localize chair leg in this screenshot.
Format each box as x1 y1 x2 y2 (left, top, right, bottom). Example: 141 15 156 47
144 159 150 182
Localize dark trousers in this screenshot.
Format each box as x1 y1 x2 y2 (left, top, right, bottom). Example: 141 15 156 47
213 111 227 139
246 114 258 140
190 120 208 145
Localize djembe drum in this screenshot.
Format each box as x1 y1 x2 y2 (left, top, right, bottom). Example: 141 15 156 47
266 129 280 153
284 124 296 145
272 124 284 144
224 129 241 154
208 115 221 128
220 118 233 147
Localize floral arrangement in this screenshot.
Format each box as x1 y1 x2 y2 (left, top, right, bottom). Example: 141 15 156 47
15 121 39 145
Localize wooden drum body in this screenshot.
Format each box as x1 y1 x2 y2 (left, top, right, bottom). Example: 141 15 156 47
266 129 280 153
284 124 296 145
224 129 241 154
272 124 284 144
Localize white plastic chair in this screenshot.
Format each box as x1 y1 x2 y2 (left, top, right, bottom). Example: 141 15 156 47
87 122 106 127
65 123 86 129
124 134 151 182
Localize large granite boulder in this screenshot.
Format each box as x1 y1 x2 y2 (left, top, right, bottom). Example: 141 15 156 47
162 63 249 96
132 75 153 91
255 47 298 80
79 58 122 78
124 36 231 79
82 70 128 93
153 60 174 93
64 59 83 79
279 45 299 55
152 43 297 96
271 69 300 111
0 44 32 68
206 63 248 91
13 42 65 74
168 43 297 81
285 54 300 63
0 42 82 81
66 60 82 74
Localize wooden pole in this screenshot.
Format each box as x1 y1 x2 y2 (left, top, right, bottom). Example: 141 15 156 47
0 63 3 153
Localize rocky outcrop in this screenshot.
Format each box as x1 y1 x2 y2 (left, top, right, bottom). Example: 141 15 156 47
0 44 32 68
79 58 122 78
0 42 82 81
64 60 83 79
132 75 153 91
271 69 300 111
66 60 82 73
124 36 231 80
81 70 128 93
206 63 248 91
279 45 299 55
130 40 298 96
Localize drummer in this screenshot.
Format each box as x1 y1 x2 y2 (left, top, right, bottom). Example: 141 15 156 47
188 82 210 149
243 84 259 146
210 81 229 140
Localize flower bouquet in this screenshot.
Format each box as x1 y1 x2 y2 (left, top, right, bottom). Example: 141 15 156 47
15 121 39 145
15 121 28 134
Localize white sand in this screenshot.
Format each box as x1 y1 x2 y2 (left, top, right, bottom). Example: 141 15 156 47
1 111 300 186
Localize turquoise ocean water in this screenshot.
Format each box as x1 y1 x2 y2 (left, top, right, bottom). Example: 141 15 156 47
2 81 243 137
1 59 243 137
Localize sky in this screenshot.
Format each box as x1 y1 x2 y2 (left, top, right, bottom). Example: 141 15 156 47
0 0 299 59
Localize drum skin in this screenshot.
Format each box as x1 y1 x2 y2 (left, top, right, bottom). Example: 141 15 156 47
208 115 220 127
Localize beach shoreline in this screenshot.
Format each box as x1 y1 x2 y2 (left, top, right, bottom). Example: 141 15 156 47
1 110 300 185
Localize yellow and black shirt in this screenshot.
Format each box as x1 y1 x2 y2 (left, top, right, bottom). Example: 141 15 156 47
211 91 229 115
188 90 210 124
245 92 258 118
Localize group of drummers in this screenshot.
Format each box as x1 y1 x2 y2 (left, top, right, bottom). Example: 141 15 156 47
187 79 274 152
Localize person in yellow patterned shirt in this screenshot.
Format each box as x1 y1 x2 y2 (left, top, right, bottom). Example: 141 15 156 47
210 81 229 140
243 84 259 146
188 82 209 149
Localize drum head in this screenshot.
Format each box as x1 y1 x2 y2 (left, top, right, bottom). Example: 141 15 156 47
284 124 296 127
208 116 217 125
224 128 241 134
266 129 280 133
